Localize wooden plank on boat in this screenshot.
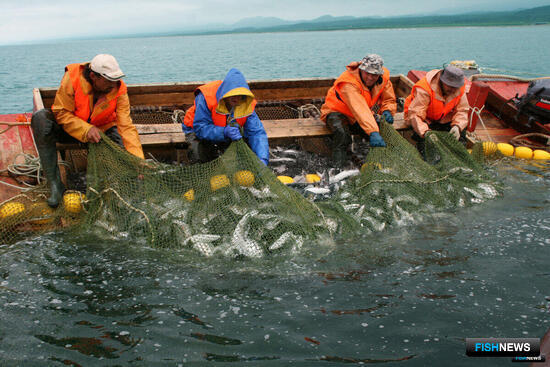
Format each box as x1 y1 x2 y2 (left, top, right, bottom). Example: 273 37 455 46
393 75 414 98
134 124 183 134
129 93 196 106
253 87 330 101
135 123 186 145
33 88 45 112
474 128 519 143
53 110 406 151
392 113 406 130
264 119 331 139
264 113 406 139
139 132 186 146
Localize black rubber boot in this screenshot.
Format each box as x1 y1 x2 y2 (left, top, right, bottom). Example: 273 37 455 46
31 110 65 207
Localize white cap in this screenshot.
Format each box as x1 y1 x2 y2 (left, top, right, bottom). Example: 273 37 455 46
90 54 125 81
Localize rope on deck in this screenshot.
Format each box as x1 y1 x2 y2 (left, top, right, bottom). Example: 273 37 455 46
510 133 550 151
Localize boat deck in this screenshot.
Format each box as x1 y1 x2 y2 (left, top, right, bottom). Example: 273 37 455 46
0 113 36 202
471 110 520 143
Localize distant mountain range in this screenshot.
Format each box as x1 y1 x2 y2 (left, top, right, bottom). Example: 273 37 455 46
230 15 357 29
182 5 550 35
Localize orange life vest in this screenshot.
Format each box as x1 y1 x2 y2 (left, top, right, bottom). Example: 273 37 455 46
184 80 256 128
323 67 391 120
404 76 466 121
66 63 127 127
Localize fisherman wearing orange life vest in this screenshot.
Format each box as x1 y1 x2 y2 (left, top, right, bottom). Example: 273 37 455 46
321 54 397 164
404 65 469 155
31 54 144 208
182 68 269 165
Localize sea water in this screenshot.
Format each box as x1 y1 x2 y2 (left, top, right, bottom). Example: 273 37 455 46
0 25 549 114
0 27 549 366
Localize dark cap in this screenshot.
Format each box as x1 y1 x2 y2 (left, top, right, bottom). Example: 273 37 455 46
440 65 465 88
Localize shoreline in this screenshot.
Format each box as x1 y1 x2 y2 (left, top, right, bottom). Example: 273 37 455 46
1 22 549 47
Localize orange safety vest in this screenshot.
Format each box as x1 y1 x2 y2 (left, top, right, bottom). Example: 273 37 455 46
66 63 127 127
404 77 466 121
323 67 391 120
184 80 257 128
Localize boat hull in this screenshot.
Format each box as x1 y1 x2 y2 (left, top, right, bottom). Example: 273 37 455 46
0 113 36 203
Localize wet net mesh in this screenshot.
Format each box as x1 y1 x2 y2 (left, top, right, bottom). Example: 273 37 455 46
0 122 501 254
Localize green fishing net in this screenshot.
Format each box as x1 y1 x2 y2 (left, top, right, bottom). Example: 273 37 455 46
0 123 501 253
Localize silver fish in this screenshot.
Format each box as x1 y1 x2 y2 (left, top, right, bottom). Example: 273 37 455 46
305 187 331 195
269 232 293 250
330 169 360 183
230 210 263 258
183 234 221 257
270 157 296 163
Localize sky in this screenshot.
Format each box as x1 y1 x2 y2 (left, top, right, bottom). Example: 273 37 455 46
1 0 550 45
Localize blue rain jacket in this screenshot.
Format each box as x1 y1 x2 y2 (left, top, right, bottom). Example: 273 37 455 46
189 68 269 164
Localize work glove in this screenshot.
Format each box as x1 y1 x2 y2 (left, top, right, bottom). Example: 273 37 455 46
382 110 394 124
369 131 386 147
224 125 242 141
449 125 461 141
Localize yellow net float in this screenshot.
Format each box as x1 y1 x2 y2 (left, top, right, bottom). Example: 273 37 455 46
482 141 498 155
496 143 514 157
533 150 550 160
305 174 321 183
210 174 230 191
233 170 255 187
63 192 85 214
183 189 195 202
0 201 25 220
514 146 533 159
361 162 382 172
277 176 294 185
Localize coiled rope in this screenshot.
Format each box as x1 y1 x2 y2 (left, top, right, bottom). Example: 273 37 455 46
510 133 550 151
0 153 69 191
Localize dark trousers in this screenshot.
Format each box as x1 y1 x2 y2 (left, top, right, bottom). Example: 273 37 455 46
325 112 370 163
185 132 231 164
31 109 124 150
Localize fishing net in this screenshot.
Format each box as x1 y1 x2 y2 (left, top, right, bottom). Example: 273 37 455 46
0 122 501 254
328 123 498 234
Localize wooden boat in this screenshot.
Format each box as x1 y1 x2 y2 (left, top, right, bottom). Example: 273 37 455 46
0 70 548 203
30 75 413 169
0 113 37 202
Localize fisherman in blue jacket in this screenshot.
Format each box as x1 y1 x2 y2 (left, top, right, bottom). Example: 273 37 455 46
182 68 269 165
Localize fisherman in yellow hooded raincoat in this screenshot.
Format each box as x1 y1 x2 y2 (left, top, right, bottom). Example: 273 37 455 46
182 68 269 165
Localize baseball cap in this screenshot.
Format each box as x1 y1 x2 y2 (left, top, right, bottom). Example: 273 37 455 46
90 54 125 81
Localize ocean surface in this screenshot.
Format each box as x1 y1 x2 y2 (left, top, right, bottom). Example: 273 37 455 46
1 27 550 366
0 25 549 114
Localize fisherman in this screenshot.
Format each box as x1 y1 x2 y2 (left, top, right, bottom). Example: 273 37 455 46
31 54 144 208
404 65 469 155
320 54 397 164
182 68 269 166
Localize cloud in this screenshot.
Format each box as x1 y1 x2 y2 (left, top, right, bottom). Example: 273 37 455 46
1 0 549 45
